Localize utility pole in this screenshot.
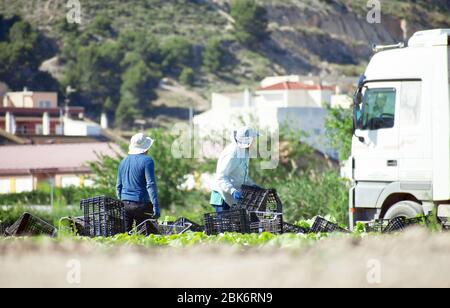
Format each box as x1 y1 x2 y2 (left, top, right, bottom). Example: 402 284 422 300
62 86 76 135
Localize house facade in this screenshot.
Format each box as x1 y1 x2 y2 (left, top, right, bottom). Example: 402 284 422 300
0 88 101 137
0 143 121 194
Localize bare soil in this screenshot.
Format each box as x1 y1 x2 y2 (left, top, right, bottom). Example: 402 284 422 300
1 229 450 288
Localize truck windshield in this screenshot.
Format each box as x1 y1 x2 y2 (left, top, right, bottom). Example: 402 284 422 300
361 88 396 130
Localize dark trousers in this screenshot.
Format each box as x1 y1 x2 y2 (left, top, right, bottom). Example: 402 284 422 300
214 202 231 213
123 201 154 232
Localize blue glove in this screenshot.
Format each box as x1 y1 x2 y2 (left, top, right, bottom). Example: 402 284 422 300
153 206 161 219
232 191 242 202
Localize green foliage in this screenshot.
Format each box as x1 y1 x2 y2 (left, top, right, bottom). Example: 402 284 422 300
179 67 195 86
325 105 353 162
63 40 123 116
0 187 102 207
118 30 161 64
202 38 225 73
230 0 269 47
62 21 163 126
0 15 59 91
115 61 161 128
88 14 114 38
160 37 194 74
89 231 334 248
277 170 350 226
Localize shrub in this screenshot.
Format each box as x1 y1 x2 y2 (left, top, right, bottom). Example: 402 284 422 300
160 37 194 73
230 0 269 47
179 67 195 86
202 38 225 73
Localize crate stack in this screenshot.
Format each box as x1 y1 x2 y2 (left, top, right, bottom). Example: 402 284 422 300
80 196 126 237
205 209 250 235
204 186 285 235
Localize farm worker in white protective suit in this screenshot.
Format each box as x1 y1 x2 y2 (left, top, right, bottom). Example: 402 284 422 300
210 126 261 213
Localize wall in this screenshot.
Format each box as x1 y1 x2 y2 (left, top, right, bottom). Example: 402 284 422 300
331 94 353 109
0 173 94 194
13 118 61 135
257 89 332 108
255 92 285 108
211 93 247 110
32 93 58 108
0 176 33 194
3 92 57 108
63 117 101 136
277 107 337 159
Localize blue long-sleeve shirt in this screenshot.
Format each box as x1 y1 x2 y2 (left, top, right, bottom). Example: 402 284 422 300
116 154 159 209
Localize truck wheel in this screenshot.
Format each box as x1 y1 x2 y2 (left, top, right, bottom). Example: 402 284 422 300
384 201 423 220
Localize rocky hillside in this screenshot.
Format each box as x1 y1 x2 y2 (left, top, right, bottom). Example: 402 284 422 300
0 0 449 124
1 0 449 81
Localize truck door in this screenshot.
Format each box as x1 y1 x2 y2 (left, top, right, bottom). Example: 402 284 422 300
353 82 400 182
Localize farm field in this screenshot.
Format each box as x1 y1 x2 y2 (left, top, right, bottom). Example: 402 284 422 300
1 228 450 288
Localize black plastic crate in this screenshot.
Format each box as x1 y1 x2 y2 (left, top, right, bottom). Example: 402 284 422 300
132 219 159 236
249 211 283 234
383 217 406 233
310 216 348 234
80 196 126 237
5 213 57 237
383 216 429 233
238 185 283 212
175 217 204 232
0 223 9 236
204 209 250 235
365 219 390 233
405 216 429 227
158 219 194 236
283 222 309 234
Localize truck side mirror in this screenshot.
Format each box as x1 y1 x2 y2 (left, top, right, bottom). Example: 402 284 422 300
352 88 365 143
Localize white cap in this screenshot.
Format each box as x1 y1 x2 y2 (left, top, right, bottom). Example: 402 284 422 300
233 126 260 149
129 133 154 155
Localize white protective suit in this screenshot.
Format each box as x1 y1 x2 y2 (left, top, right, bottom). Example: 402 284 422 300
212 141 256 206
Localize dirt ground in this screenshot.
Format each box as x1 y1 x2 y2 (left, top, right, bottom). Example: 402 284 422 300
1 229 450 288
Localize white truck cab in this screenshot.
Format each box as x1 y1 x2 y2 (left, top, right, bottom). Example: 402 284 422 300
350 29 450 229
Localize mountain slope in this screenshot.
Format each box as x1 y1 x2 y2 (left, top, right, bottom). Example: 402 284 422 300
0 0 449 124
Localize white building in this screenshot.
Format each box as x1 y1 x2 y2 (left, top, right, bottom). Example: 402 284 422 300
193 77 340 159
255 80 334 108
0 88 102 137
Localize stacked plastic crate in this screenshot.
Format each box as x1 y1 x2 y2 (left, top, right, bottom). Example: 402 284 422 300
80 196 126 237
204 186 284 235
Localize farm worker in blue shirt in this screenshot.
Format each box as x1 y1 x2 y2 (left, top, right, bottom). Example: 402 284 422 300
210 126 261 213
117 133 160 231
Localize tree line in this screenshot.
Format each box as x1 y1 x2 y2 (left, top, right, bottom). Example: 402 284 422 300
0 0 269 129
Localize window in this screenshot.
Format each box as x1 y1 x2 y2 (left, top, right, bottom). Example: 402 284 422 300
36 124 43 135
15 178 33 193
16 125 28 135
400 82 421 127
61 176 81 188
0 179 10 194
38 100 52 108
55 124 63 135
361 88 396 130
